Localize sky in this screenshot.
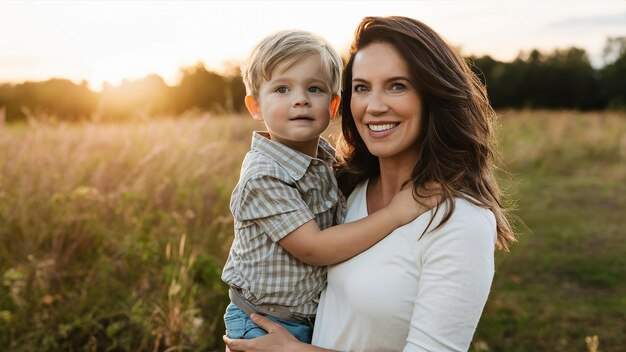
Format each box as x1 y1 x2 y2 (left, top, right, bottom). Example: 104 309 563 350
1 0 625 91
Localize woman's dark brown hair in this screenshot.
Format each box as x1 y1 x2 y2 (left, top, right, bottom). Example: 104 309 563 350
336 16 515 250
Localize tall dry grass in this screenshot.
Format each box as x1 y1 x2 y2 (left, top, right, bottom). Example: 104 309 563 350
1 110 624 351
1 115 257 350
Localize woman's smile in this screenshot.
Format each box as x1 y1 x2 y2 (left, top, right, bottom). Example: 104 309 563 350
366 122 400 137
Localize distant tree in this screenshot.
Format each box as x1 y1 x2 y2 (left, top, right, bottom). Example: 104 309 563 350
219 61 247 113
489 56 529 108
469 55 510 108
0 79 97 122
226 73 247 113
600 37 626 109
471 47 600 110
468 55 497 87
174 63 227 114
602 37 626 64
543 48 599 109
0 84 18 122
98 74 174 120
523 50 548 108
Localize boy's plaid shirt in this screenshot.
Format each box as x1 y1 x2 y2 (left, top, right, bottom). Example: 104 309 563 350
221 131 346 316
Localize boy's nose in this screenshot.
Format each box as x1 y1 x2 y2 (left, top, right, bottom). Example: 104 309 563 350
292 91 310 107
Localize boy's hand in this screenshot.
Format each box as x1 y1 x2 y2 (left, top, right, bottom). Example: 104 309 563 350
386 183 441 227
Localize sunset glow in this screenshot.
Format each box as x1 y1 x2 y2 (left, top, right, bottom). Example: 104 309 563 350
1 1 625 91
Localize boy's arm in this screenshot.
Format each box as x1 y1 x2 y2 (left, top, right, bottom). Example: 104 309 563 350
279 187 437 266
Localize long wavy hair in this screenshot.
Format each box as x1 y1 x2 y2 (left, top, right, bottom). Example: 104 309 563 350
336 16 515 250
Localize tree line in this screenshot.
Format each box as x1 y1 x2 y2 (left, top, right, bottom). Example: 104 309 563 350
0 63 247 123
0 37 624 123
471 37 626 110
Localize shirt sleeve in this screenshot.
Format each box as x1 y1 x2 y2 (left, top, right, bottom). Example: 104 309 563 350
234 175 315 242
404 209 497 352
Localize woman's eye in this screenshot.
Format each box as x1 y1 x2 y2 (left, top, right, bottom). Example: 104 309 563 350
353 84 368 93
390 83 406 91
275 86 289 93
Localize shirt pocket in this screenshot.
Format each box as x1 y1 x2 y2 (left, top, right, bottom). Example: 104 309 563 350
309 197 337 215
298 167 343 222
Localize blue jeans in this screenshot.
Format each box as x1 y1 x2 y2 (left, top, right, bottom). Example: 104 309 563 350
223 302 313 343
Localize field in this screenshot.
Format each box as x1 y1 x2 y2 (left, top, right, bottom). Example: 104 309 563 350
1 110 625 351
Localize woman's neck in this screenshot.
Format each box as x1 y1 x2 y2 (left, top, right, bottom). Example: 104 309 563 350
367 156 417 213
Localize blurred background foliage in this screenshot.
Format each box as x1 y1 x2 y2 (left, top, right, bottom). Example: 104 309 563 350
0 37 625 124
0 62 247 124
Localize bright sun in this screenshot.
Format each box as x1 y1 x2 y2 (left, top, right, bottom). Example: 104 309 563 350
87 49 184 91
89 53 151 90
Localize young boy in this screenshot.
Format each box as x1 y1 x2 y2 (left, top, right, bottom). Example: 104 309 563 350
221 30 430 343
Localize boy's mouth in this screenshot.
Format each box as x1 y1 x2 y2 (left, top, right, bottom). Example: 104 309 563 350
290 115 314 121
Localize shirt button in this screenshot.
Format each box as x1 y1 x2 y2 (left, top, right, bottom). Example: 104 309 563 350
312 160 319 165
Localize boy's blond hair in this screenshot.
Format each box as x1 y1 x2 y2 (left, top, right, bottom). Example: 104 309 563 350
242 30 343 97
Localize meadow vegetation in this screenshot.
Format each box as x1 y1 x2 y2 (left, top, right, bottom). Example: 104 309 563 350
0 110 624 351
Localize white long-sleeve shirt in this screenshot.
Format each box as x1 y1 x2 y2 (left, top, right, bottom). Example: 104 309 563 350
312 180 496 351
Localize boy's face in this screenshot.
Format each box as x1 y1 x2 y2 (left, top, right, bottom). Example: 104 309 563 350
245 54 340 156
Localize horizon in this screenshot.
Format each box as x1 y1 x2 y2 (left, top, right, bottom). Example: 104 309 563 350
1 1 625 91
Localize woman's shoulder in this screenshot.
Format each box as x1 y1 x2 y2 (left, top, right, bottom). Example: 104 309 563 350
449 196 496 229
420 196 497 247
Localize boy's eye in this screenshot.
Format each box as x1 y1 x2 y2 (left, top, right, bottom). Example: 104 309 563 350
275 86 289 93
353 84 368 93
308 86 324 93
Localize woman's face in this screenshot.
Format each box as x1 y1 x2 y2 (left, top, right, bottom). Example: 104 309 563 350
350 42 423 162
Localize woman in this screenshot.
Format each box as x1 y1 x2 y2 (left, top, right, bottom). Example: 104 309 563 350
224 16 515 351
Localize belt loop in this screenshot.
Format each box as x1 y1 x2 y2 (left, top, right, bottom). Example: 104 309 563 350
229 287 259 317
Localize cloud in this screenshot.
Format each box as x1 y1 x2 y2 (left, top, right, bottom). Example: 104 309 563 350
545 12 626 29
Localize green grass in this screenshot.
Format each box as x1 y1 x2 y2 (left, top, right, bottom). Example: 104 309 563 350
472 110 626 352
1 110 625 351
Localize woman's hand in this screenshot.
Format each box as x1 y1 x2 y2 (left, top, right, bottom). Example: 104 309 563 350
223 313 302 352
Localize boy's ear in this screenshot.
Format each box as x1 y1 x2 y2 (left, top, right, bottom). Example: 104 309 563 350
329 95 341 120
245 95 264 122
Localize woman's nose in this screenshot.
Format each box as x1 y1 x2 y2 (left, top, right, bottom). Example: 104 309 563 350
365 92 389 115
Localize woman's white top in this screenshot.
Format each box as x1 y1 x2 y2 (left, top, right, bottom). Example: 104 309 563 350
312 180 497 352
